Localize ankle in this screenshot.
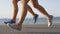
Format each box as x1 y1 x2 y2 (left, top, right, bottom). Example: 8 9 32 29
47 15 53 20
35 14 38 17
17 22 22 25
11 19 16 22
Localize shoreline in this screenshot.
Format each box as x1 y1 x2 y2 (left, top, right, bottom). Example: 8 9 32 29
0 23 60 34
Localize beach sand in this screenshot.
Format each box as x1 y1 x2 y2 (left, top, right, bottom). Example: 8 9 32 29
0 23 60 34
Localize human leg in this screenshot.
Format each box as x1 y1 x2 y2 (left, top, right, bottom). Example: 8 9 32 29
27 5 38 23
30 0 53 27
4 0 19 24
12 0 19 22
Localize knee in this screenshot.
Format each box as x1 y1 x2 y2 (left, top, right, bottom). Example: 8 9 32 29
21 0 29 3
12 0 18 4
33 4 40 8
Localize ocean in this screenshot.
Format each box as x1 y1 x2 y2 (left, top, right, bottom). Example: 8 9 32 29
0 17 60 25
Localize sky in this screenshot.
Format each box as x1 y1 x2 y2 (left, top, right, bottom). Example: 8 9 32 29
0 0 60 19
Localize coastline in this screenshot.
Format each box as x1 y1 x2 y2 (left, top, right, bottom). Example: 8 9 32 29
0 23 60 34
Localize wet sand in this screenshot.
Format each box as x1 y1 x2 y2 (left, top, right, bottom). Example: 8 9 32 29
0 23 60 34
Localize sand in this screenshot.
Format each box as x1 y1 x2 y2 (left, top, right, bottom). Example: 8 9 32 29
0 23 60 34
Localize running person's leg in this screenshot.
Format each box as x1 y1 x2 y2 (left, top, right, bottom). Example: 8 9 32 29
30 0 53 27
17 0 30 25
12 0 19 22
27 5 38 23
4 0 19 24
